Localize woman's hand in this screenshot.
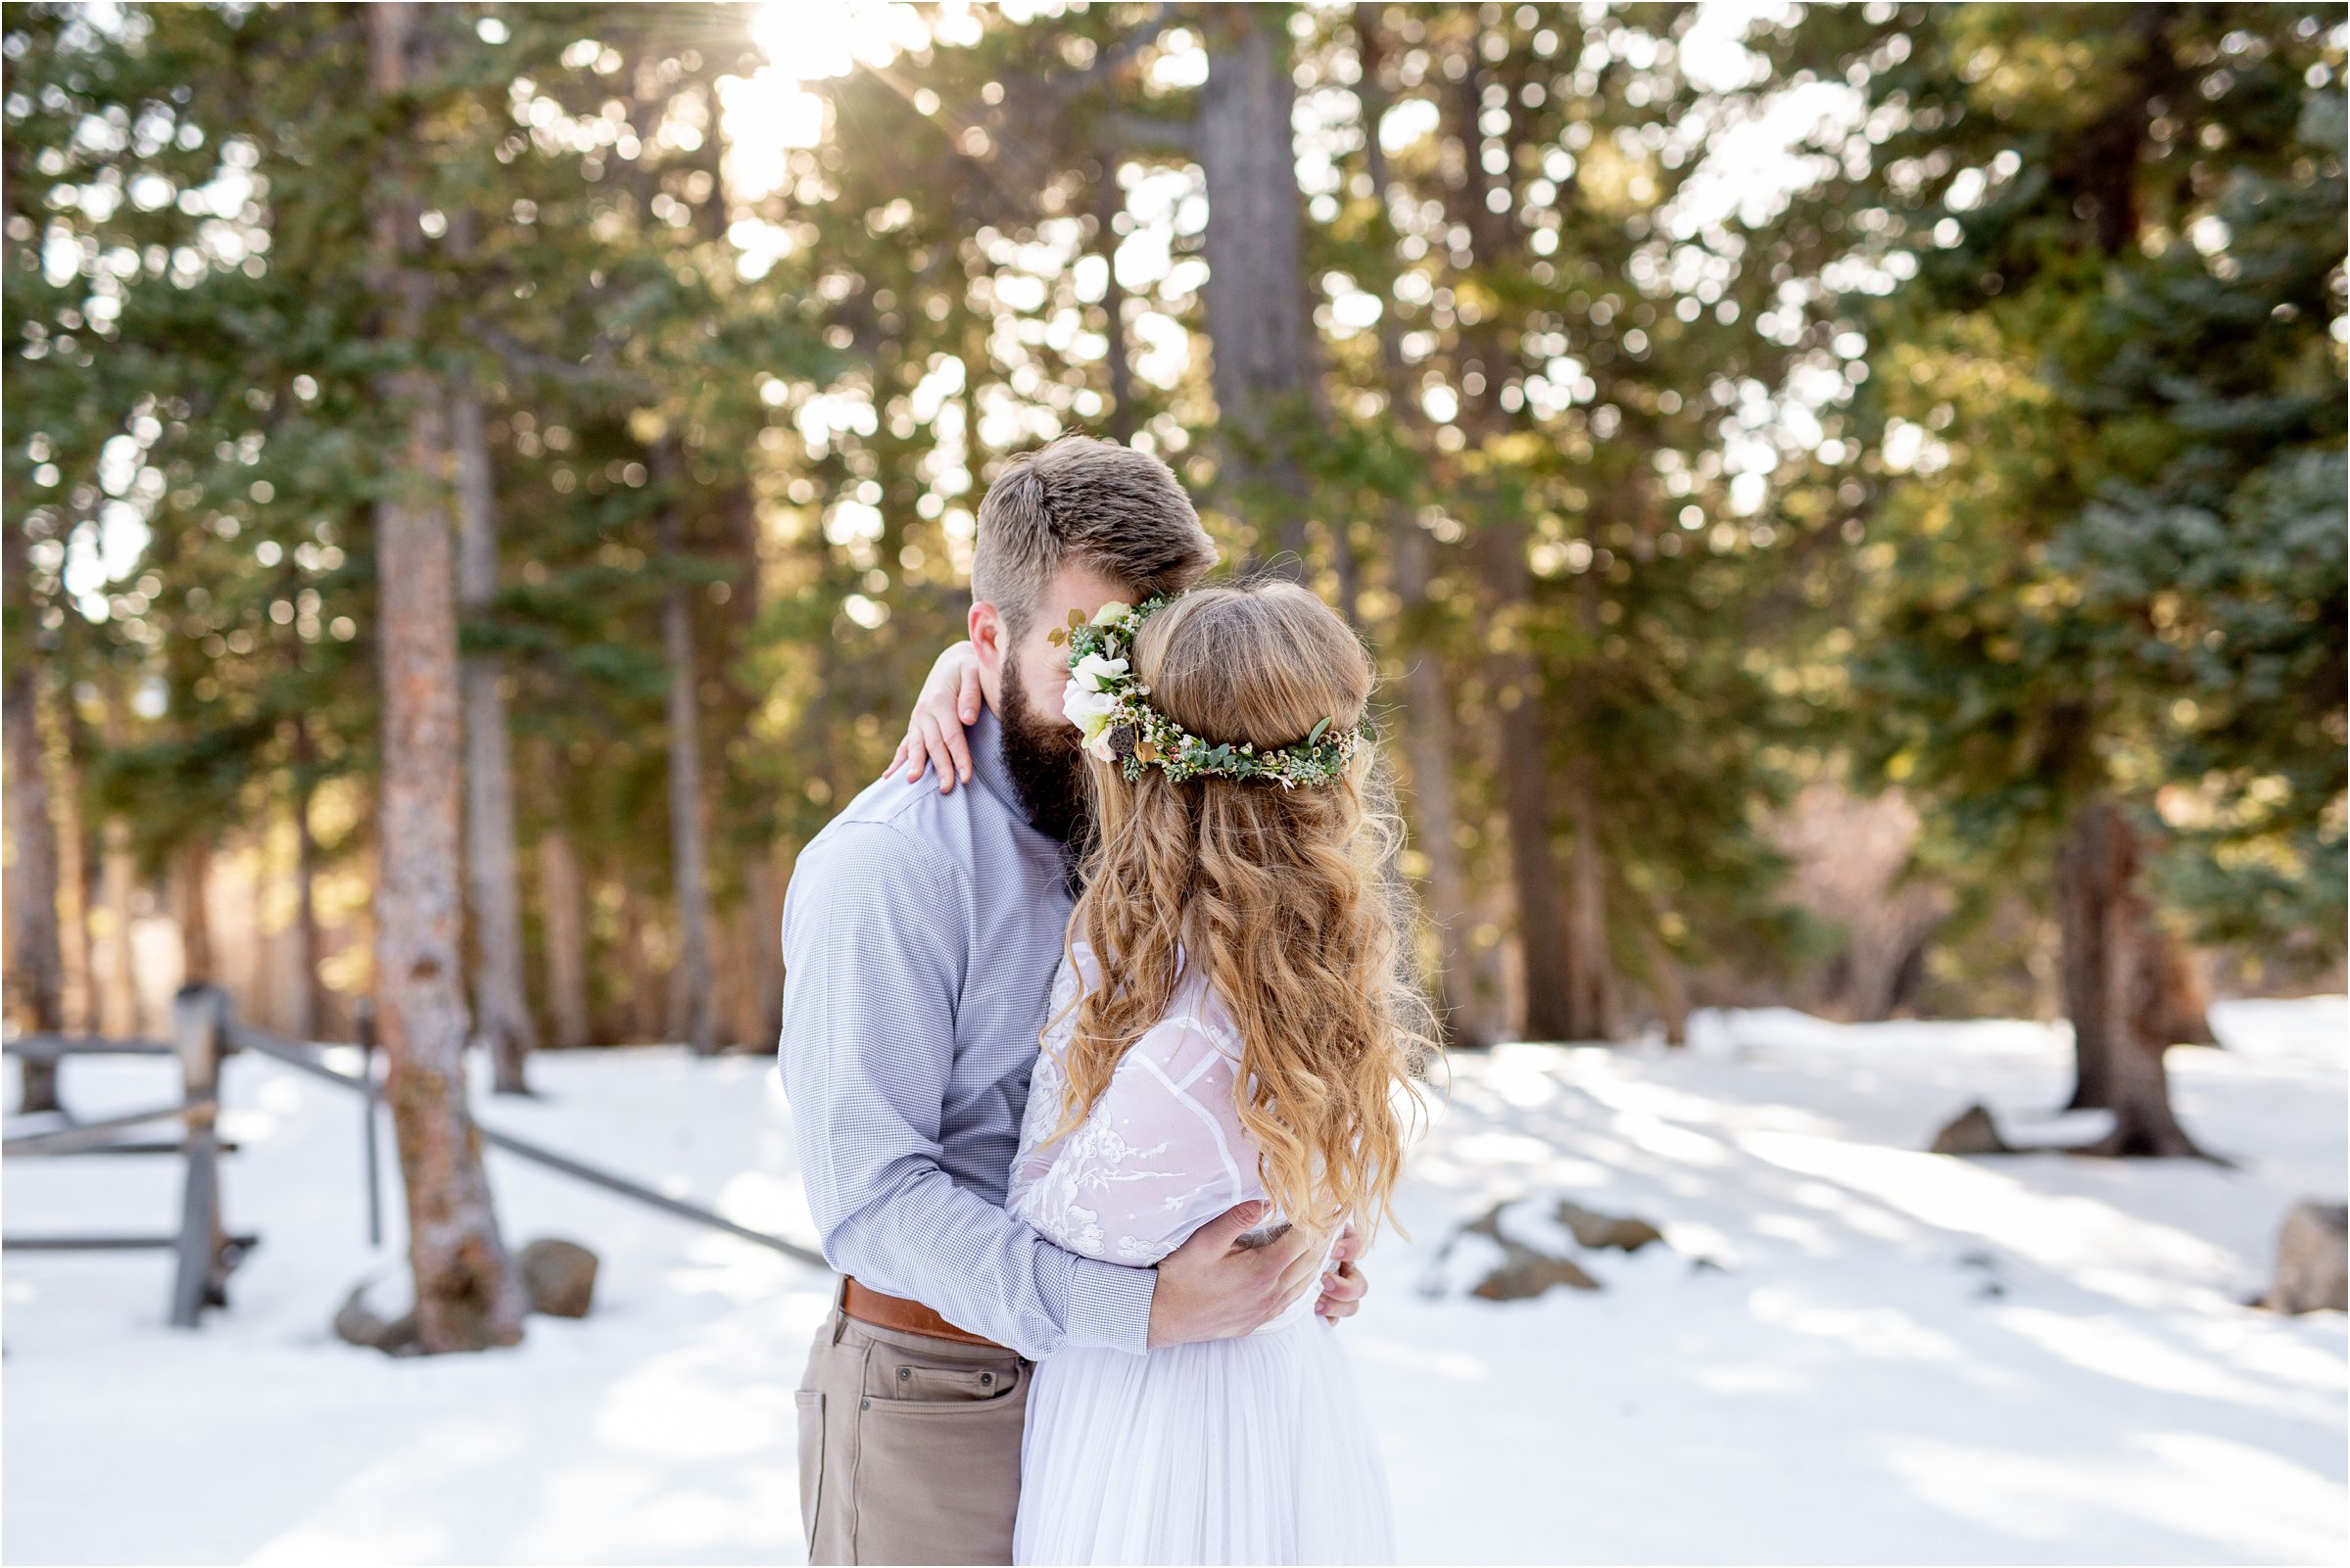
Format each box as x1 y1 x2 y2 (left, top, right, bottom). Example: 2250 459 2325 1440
1316 1223 1369 1325
887 641 984 791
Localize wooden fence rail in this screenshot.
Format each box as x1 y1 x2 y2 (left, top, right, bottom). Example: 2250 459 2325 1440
6 983 828 1330
222 1019 829 1269
1 985 238 1326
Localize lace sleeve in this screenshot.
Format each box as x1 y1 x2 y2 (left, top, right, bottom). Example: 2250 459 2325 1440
1010 1008 1257 1268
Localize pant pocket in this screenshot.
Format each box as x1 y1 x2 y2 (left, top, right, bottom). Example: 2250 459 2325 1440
794 1389 825 1554
851 1376 1028 1566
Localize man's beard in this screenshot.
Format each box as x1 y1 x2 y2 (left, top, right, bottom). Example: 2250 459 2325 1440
997 655 1093 850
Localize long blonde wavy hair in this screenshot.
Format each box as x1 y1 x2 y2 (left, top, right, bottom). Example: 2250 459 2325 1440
1040 581 1440 1248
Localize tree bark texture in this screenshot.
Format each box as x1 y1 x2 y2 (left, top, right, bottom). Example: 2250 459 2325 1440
97 673 141 1037
368 0 526 1353
1090 165 1139 446
53 713 93 1035
1488 600 1577 1041
744 852 787 1050
100 816 140 1037
452 360 538 1092
536 826 592 1050
1196 7 1321 570
616 862 663 1043
653 444 715 1055
290 714 328 1040
1394 522 1498 1047
2057 798 2206 1158
4 513 65 1109
1560 744 1621 1041
175 836 214 988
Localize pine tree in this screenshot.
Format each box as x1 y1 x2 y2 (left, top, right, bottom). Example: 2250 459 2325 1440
1766 3 2347 1153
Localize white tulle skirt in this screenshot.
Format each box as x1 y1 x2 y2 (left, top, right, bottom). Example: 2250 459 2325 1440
1013 1312 1397 1565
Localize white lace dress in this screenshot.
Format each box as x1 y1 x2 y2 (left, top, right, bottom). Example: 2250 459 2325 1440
1006 942 1396 1566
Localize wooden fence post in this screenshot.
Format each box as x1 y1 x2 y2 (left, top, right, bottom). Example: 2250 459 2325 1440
357 997 383 1249
168 983 227 1328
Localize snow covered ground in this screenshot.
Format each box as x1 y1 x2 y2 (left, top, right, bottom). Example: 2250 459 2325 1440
4 999 2344 1566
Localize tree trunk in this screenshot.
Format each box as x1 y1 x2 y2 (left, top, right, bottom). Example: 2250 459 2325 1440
452 356 537 1093
53 708 93 1035
176 836 215 988
2058 798 2206 1158
367 0 525 1353
4 525 65 1108
1196 6 1321 571
536 825 591 1050
1553 571 1621 1041
652 445 715 1055
1491 637 1576 1041
1355 13 1498 1044
1638 914 1693 1045
746 851 787 1050
2135 923 2216 1049
1560 748 1621 1041
290 715 328 1040
97 673 140 1038
1090 164 1138 446
2 50 60 1109
1395 524 1498 1048
100 817 140 1036
2058 800 2120 1111
616 864 662 1043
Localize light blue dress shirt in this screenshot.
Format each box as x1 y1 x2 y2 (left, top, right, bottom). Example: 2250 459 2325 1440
778 705 1156 1359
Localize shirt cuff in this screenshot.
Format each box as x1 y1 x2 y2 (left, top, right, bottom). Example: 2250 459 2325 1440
1063 1256 1156 1355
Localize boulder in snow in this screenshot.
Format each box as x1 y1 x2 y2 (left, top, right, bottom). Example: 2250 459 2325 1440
2264 1200 2347 1314
1930 1102 2013 1156
519 1236 599 1318
1449 1200 1605 1301
1472 1249 1601 1301
1555 1200 1664 1253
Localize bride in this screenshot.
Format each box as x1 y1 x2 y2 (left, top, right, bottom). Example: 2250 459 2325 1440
1000 580 1436 1565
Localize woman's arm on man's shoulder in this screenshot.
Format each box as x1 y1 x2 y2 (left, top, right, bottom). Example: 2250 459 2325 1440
886 641 984 791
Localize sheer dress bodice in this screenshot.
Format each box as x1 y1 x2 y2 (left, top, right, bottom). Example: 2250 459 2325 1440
1008 943 1329 1336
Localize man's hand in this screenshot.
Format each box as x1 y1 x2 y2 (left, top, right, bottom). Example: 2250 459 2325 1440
886 641 984 791
1149 1202 1325 1348
1315 1223 1368 1325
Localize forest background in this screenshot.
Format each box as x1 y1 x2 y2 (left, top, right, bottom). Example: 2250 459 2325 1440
6 0 2343 1134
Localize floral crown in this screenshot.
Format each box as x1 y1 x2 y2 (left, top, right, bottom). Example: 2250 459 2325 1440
1052 594 1365 787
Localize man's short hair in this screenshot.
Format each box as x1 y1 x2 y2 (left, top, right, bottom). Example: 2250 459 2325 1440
972 435 1219 639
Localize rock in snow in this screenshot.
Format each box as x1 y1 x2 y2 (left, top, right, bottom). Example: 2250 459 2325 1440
1442 1197 1667 1299
1929 1101 2015 1156
519 1236 599 1318
1555 1200 1665 1253
2267 1200 2349 1314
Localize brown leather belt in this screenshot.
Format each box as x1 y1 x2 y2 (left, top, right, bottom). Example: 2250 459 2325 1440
841 1276 1013 1353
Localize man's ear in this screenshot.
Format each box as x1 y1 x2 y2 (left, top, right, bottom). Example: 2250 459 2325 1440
969 599 1007 675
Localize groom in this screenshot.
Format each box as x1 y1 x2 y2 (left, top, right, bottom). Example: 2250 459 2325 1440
779 435 1368 1567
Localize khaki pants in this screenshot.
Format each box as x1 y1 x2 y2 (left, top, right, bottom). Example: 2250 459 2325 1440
797 1277 1031 1565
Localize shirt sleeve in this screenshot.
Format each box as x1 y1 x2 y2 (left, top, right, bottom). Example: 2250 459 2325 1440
778 820 1156 1359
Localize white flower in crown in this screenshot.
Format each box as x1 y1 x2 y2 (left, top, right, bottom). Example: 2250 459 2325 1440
1089 600 1133 628
1070 651 1128 692
1062 677 1118 740
1082 722 1121 762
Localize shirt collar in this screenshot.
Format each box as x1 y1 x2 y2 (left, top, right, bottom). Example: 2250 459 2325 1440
969 703 1086 891
966 703 1026 821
